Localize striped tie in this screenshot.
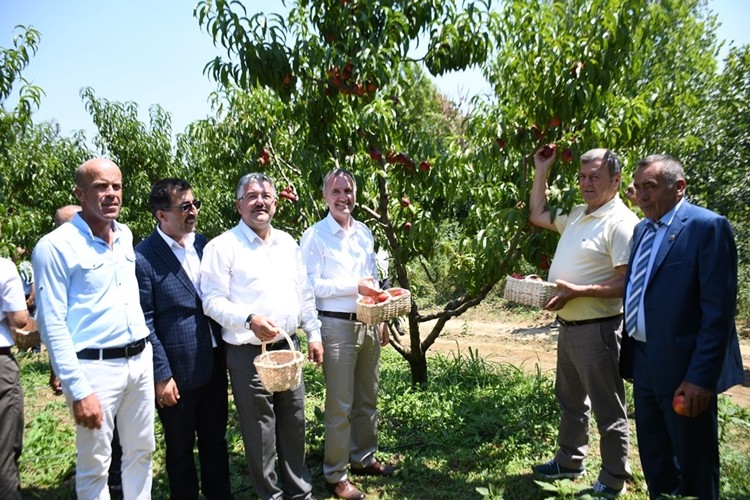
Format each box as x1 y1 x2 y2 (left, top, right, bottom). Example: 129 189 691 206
625 222 658 336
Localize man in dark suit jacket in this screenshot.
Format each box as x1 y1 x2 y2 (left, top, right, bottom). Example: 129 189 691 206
135 178 233 499
621 154 744 499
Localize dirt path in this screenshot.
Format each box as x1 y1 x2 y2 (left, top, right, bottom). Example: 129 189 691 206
422 311 750 408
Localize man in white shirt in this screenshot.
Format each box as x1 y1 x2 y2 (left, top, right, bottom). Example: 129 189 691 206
201 172 323 500
0 257 29 499
300 169 393 500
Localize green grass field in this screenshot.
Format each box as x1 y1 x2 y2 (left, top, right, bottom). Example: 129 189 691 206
14 335 750 499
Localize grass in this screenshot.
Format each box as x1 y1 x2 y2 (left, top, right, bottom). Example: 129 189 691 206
14 319 750 499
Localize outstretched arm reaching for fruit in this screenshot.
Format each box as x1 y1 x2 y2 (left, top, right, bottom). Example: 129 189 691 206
528 144 558 231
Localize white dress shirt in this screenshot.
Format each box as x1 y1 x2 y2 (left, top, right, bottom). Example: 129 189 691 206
1 257 28 347
200 221 321 346
299 213 379 313
157 226 201 291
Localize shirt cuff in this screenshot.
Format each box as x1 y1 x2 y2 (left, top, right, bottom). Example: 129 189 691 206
305 328 322 344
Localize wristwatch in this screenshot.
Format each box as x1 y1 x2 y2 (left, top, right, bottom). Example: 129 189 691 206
245 314 255 330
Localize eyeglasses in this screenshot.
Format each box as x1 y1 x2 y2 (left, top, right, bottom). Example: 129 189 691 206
238 191 275 204
169 200 202 213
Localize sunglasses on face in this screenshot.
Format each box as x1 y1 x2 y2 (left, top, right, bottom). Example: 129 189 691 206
169 200 202 213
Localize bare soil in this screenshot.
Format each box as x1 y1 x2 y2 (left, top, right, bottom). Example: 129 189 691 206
423 309 750 408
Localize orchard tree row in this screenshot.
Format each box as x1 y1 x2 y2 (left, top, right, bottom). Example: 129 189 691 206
1 0 749 384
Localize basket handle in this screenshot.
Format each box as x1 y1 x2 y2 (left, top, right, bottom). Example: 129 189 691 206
260 329 296 354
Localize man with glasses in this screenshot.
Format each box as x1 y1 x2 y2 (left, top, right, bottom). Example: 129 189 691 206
135 178 233 499
33 158 154 499
201 173 323 500
528 146 638 497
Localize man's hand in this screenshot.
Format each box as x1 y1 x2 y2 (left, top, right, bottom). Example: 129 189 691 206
250 315 281 342
73 394 103 429
156 377 180 408
544 279 581 311
49 370 62 395
307 341 324 367
674 381 712 417
534 143 557 173
357 277 381 297
378 323 390 346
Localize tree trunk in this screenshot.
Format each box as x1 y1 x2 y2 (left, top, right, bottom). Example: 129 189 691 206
407 350 428 387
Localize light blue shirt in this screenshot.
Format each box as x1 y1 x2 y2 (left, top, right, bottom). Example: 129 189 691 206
628 199 684 342
32 214 149 400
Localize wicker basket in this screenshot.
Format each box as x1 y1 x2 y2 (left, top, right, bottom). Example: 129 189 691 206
253 330 305 393
356 288 411 324
12 317 40 351
503 274 557 308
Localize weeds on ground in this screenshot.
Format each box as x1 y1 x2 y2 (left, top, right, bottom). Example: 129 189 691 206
16 337 750 499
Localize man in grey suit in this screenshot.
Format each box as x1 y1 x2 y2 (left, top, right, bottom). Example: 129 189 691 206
135 178 233 499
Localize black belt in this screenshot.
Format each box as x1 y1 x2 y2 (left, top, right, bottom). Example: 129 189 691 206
77 338 147 360
556 314 623 327
318 310 357 321
0 346 11 356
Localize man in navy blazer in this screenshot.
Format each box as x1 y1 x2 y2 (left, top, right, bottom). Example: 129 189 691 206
135 178 233 499
621 154 744 499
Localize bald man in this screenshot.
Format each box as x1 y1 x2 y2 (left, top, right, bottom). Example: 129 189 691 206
33 158 154 499
53 204 82 227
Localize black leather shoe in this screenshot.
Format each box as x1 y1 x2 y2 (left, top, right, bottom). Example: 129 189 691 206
326 479 365 499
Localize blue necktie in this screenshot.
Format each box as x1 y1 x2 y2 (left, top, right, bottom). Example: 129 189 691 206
625 222 658 336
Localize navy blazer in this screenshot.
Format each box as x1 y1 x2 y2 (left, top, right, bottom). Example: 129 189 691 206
135 229 222 391
620 201 744 396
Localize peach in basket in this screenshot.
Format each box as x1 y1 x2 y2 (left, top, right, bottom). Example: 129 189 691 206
356 288 411 324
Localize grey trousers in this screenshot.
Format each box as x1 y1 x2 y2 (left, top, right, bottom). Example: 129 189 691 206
226 340 312 500
320 317 380 483
553 318 632 489
0 353 23 500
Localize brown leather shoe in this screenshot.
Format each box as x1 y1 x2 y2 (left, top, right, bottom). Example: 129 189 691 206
326 479 365 499
350 460 395 476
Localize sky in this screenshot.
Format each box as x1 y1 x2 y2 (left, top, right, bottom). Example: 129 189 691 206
1 0 748 141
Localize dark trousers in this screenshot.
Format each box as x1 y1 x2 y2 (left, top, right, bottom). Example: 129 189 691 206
633 341 720 499
157 350 233 500
0 354 23 500
226 339 312 500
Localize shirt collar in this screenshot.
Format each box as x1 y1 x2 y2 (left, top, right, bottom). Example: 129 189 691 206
585 195 622 218
156 224 195 250
652 198 684 227
70 212 121 242
238 220 275 245
324 211 355 235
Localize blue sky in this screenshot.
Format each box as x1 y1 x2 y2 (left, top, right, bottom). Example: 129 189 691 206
1 0 748 140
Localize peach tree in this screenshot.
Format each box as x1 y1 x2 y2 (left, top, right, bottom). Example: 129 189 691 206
0 26 91 257
190 0 725 385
